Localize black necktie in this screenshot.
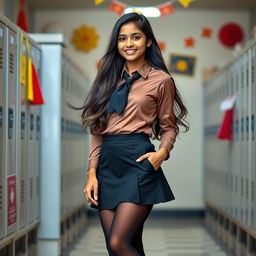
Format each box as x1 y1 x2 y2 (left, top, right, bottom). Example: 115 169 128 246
107 71 141 115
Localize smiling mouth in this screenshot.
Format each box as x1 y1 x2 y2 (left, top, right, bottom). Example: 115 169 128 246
124 49 137 55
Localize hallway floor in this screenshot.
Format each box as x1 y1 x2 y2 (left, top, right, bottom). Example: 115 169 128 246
69 216 230 256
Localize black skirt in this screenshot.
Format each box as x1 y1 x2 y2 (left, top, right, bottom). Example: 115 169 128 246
90 133 175 210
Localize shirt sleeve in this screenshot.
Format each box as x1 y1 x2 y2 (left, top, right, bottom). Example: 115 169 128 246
87 134 103 171
157 76 177 161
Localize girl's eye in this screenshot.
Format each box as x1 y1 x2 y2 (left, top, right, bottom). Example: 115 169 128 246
133 36 141 40
118 37 126 41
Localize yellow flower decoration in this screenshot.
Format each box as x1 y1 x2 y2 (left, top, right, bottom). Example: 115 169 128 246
71 25 100 53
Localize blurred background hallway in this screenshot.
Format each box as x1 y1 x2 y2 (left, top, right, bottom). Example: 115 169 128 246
0 0 255 255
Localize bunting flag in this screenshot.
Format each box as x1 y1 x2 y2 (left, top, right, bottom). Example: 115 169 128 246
30 63 45 105
20 33 27 86
184 37 195 47
109 1 126 16
178 0 194 8
158 2 174 17
217 109 234 140
17 0 29 32
94 0 105 5
201 28 212 38
107 0 196 17
216 94 236 140
26 38 34 101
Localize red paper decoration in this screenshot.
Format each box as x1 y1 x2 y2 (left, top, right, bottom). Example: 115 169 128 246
109 1 126 16
216 109 233 140
201 28 212 38
17 0 29 32
30 63 45 105
218 23 244 48
159 2 174 17
184 37 195 47
158 41 166 51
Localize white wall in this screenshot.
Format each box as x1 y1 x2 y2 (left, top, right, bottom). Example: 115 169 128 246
35 8 250 210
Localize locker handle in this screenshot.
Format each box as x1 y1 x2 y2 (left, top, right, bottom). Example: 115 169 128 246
30 114 34 140
246 116 249 140
21 111 25 130
8 108 13 139
36 115 40 140
30 114 34 131
0 106 2 128
252 114 255 140
21 111 25 140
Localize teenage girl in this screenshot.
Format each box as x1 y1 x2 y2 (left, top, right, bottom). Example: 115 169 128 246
69 12 189 256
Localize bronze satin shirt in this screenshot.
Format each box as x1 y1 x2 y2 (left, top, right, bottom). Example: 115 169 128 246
87 61 177 171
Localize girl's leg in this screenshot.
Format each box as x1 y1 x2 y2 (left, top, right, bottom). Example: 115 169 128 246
108 202 153 256
131 222 145 256
98 209 115 255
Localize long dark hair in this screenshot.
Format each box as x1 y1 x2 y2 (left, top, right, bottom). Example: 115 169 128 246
67 13 190 138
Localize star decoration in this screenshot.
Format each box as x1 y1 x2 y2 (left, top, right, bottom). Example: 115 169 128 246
184 37 195 47
202 28 212 38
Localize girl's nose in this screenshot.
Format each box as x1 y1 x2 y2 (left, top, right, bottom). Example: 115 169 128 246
126 38 134 47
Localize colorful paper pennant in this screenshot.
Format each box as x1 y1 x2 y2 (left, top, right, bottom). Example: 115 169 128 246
20 34 27 86
17 0 29 32
217 94 236 140
178 0 194 8
25 38 33 101
30 63 45 105
158 2 174 17
109 1 126 16
94 0 105 5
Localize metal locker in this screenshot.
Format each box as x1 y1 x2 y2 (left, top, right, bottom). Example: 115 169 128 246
27 40 38 224
34 45 41 221
248 48 253 229
251 45 256 230
0 20 5 240
6 25 17 236
18 35 28 230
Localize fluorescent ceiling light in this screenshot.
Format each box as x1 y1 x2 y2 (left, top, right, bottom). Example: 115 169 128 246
124 7 160 17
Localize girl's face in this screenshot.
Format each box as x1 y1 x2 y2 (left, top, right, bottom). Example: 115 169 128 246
117 22 151 65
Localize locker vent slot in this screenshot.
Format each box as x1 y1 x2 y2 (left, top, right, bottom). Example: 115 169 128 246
9 52 14 74
252 181 255 202
252 62 255 82
21 180 24 203
0 47 3 69
30 178 33 199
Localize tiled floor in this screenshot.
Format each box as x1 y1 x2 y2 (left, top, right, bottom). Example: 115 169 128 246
69 217 229 256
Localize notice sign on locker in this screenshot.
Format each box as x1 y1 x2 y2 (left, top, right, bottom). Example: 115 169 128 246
7 175 16 227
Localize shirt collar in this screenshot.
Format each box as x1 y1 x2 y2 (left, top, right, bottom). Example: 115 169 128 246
120 61 152 80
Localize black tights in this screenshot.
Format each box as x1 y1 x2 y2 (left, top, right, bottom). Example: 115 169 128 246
98 202 153 256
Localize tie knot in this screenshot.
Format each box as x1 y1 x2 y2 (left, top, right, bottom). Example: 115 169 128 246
123 71 141 84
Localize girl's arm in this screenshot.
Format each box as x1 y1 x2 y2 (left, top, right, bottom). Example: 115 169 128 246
157 76 177 161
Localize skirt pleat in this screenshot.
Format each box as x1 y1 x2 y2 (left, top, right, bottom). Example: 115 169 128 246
90 133 175 210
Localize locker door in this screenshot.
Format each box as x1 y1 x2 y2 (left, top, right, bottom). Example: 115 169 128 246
251 45 256 230
6 26 17 236
19 36 27 229
27 41 36 224
31 43 41 222
0 21 5 240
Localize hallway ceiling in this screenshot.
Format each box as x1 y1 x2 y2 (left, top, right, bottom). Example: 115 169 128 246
28 0 256 10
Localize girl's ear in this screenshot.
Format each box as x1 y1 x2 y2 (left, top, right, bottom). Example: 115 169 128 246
147 39 152 47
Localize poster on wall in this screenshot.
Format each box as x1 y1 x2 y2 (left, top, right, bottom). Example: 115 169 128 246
169 53 196 76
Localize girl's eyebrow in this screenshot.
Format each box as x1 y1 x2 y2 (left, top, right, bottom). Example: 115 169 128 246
118 32 143 36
